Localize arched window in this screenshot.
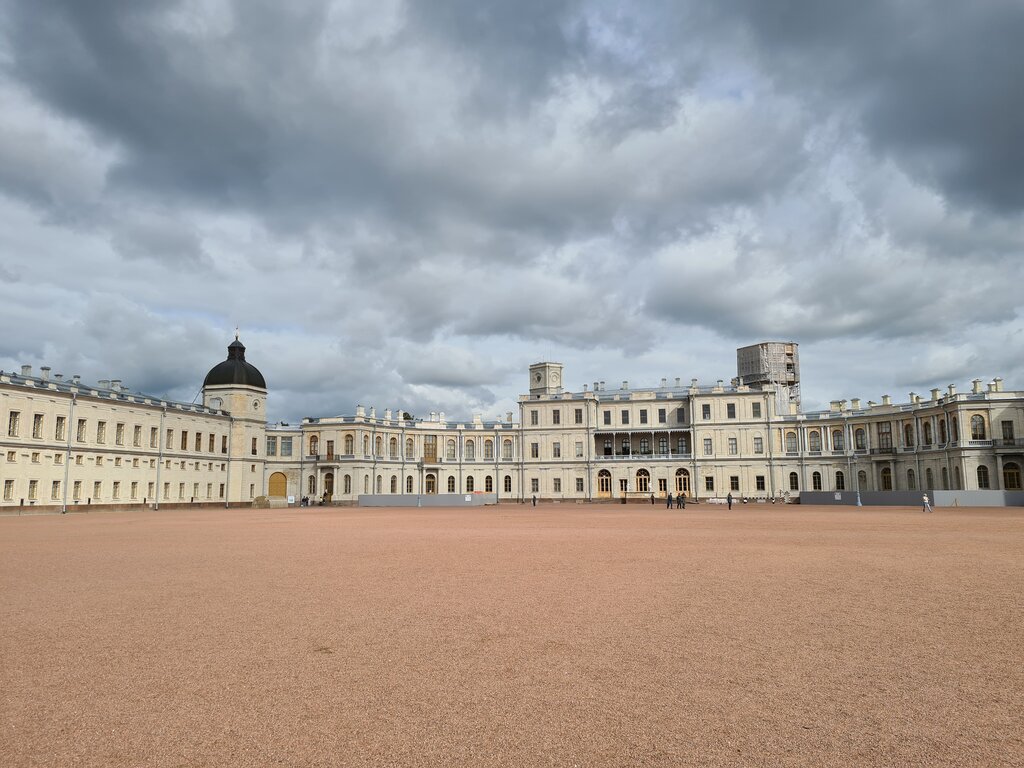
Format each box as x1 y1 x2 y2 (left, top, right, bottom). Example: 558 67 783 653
389 438 397 458
812 471 822 490
466 476 475 492
952 417 959 442
363 435 369 455
406 476 414 493
880 467 892 491
954 466 961 490
307 475 317 494
923 422 932 445
502 440 513 460
808 431 821 452
977 465 990 488
1004 462 1022 490
620 437 630 455
858 470 868 490
324 473 335 495
484 440 493 460
658 437 668 454
344 434 354 454
446 440 456 460
375 436 383 456
390 475 397 493
903 424 914 447
343 474 352 494
309 436 319 456
785 432 798 453
677 436 688 454
855 428 866 450
485 476 493 492
603 438 612 456
908 468 916 489
598 470 611 493
636 469 650 492
832 430 844 451
405 438 414 458
363 475 369 493
939 419 947 444
675 468 690 494
504 475 512 493
789 472 799 491
425 473 437 494
465 440 475 461
941 467 949 490
447 475 456 492
639 438 649 454
970 415 986 440
375 475 382 493
835 471 845 490
925 468 934 489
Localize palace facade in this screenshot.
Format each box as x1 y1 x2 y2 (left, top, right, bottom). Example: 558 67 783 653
2 338 1022 510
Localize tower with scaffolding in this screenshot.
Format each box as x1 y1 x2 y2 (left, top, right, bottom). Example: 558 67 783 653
735 341 801 413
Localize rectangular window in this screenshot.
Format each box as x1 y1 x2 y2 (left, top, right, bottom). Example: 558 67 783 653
96 421 106 444
95 456 103 467
728 438 738 455
132 458 138 467
552 410 560 425
530 410 539 426
753 436 764 454
576 478 584 492
219 484 225 499
639 409 648 424
180 431 188 450
658 478 667 492
621 410 629 425
575 441 583 457
115 423 125 445
221 435 228 453
75 455 83 465
266 437 277 456
8 411 20 437
32 414 44 439
603 410 611 425
531 478 539 493
251 437 258 456
166 429 173 449
133 425 142 447
77 419 87 442
206 483 212 499
878 422 893 450
93 481 101 499
195 433 202 451
756 475 766 491
73 481 82 501
29 480 38 500
658 408 666 424
730 476 740 491
249 484 255 499
54 453 64 465
281 437 292 457
163 483 170 499
703 438 713 455
1002 421 1015 442
727 404 736 419
114 457 122 467
31 452 39 463
112 481 120 500
677 407 686 423
531 443 539 458
6 450 15 462
150 427 158 448
208 434 215 452
4 479 14 500
574 408 583 425
55 416 66 441
701 404 711 420
752 402 762 419
619 479 628 493
131 482 138 500
553 478 561 493
178 482 185 499
148 482 155 499
705 476 714 491
553 442 561 458
193 483 199 499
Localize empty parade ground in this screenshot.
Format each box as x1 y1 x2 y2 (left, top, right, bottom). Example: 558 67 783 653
2 504 1022 767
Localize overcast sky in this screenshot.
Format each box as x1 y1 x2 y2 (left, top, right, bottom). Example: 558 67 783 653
1 0 1022 423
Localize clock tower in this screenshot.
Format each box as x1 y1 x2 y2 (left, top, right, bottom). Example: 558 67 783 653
529 362 564 396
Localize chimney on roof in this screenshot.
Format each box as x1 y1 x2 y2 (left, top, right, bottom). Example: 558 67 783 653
582 384 588 392
40 366 51 381
987 381 996 393
506 411 513 423
593 381 598 391
660 378 667 388
851 398 861 410
994 377 1004 392
356 405 365 417
20 364 31 377
439 412 445 422
72 375 81 385
111 379 122 391
675 378 681 387
622 380 628 390
931 388 940 401
53 374 63 382
98 380 110 389
599 381 605 390
384 409 392 420
972 378 983 394
948 384 957 396
369 406 376 419
882 395 892 406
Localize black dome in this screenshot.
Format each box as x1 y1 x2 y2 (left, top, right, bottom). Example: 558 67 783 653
203 338 267 389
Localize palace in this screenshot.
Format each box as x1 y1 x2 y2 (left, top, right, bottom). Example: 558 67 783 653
1 338 1022 510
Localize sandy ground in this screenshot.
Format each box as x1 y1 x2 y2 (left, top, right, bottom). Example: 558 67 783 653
1 503 1022 768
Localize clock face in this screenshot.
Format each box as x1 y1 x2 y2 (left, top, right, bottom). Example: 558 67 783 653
534 372 542 383
552 372 560 385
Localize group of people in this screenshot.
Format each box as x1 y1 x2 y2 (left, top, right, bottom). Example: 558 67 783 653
664 492 686 509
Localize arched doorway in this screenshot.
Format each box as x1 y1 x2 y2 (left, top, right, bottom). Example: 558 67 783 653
675 468 690 496
268 472 287 497
324 472 334 498
636 469 650 493
1005 462 1022 490
597 469 612 498
425 473 437 494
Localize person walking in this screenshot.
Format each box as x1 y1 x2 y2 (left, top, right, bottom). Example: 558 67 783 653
532 494 537 507
650 493 655 505
678 494 686 509
666 492 673 509
922 493 932 513
726 492 733 510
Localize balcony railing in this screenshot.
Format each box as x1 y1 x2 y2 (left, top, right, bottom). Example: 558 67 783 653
594 452 692 461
